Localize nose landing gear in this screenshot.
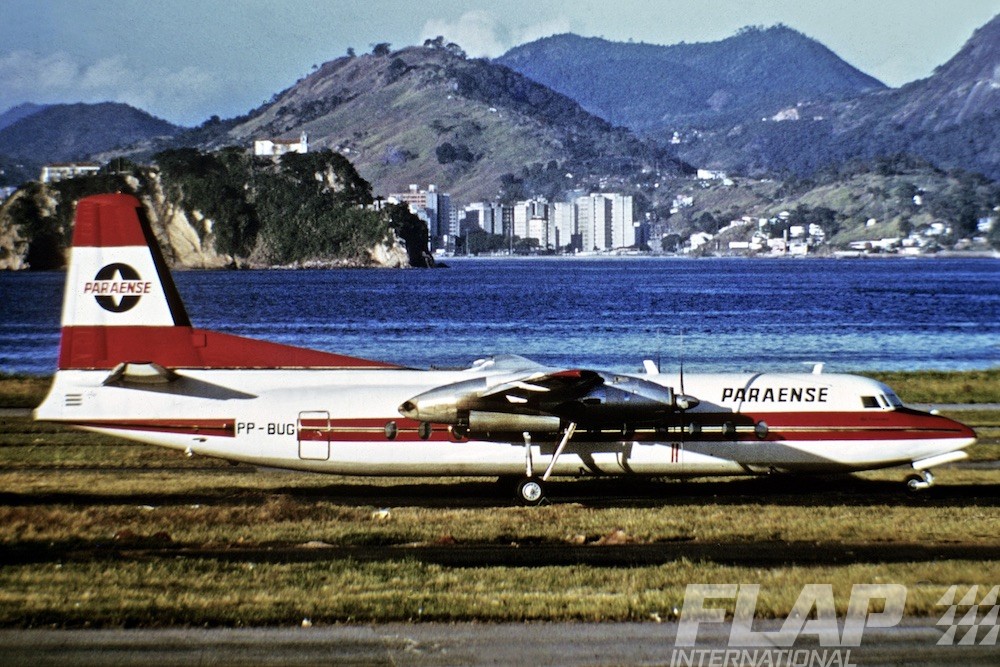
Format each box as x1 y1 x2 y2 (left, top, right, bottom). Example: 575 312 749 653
905 469 935 492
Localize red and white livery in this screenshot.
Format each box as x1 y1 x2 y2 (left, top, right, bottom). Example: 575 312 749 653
35 194 977 503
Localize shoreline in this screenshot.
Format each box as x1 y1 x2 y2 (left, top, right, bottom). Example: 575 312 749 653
2 250 997 273
443 250 1000 261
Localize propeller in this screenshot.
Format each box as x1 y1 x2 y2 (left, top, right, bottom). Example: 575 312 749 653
674 331 698 411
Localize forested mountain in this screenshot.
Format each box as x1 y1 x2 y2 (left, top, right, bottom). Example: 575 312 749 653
0 103 50 132
496 26 885 132
0 103 180 166
676 15 1000 179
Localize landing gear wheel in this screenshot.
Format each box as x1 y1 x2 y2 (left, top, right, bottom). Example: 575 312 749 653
515 477 546 505
906 470 934 492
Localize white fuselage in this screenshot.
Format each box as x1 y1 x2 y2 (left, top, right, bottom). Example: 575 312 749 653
35 365 976 479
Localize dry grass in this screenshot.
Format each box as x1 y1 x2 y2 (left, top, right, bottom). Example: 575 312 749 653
1 558 997 627
867 368 1000 404
0 374 50 408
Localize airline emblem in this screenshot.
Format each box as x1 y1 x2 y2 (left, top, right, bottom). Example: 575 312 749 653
83 263 152 313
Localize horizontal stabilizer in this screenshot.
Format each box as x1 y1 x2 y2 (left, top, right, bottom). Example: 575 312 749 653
103 362 178 385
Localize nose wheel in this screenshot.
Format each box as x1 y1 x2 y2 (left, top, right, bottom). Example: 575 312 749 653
906 470 935 492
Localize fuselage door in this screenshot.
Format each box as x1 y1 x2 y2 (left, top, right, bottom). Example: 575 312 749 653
297 410 331 461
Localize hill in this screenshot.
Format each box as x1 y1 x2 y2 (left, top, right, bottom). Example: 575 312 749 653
212 44 689 201
0 103 49 132
653 156 1000 252
0 102 181 167
496 26 885 132
658 15 1000 180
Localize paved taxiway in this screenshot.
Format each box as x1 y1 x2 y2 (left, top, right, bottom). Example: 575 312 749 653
2 621 997 666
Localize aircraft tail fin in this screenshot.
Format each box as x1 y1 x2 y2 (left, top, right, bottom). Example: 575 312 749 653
57 193 399 371
62 193 190 329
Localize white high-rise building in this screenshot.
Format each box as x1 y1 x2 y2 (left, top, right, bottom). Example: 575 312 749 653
576 194 612 251
552 202 576 250
607 193 635 248
512 199 550 248
464 202 504 236
575 193 634 251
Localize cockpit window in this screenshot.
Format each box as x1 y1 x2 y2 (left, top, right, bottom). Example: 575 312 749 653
861 396 880 409
884 392 904 408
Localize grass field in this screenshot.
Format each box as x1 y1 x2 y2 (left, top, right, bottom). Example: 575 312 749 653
1 372 998 627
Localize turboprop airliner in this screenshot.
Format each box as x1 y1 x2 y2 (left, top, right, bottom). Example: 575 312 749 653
34 194 977 503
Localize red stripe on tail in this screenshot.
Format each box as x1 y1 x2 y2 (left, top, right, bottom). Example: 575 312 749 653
72 194 150 247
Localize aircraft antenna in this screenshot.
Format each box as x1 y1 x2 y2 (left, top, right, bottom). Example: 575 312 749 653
679 330 686 397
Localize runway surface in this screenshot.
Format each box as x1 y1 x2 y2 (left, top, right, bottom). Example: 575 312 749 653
2 621 997 666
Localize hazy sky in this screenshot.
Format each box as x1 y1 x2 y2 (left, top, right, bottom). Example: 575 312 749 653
2 0 997 126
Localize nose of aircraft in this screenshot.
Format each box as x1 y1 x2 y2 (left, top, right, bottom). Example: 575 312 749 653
947 415 978 443
924 410 978 448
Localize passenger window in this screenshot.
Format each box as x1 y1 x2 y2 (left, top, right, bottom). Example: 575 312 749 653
861 396 880 409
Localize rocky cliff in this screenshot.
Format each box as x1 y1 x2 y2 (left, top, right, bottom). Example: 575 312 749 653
0 167 414 270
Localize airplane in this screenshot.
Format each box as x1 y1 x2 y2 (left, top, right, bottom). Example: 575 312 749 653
34 193 977 504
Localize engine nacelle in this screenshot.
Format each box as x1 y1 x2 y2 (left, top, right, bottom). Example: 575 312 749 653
398 377 487 423
467 411 561 435
557 374 687 426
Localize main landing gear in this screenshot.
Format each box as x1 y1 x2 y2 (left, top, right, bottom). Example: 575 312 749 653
516 477 546 505
905 469 935 492
512 423 579 505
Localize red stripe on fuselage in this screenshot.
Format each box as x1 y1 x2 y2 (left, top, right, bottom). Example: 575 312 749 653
727 408 975 442
72 419 236 438
64 412 973 445
298 417 460 442
297 411 974 444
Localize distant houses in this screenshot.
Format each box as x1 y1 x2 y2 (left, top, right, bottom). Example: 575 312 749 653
40 162 100 183
253 132 308 158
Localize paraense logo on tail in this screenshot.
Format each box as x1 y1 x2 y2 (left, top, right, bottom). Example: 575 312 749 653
83 263 151 313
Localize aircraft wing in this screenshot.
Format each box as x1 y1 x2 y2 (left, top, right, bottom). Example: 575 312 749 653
400 362 695 431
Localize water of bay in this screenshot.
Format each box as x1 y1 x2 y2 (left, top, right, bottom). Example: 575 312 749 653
1 257 998 375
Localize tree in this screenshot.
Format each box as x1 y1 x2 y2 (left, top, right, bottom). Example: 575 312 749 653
435 142 474 164
386 57 408 83
372 42 391 56
464 230 506 255
279 150 373 206
661 233 682 252
952 180 980 239
695 211 720 234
